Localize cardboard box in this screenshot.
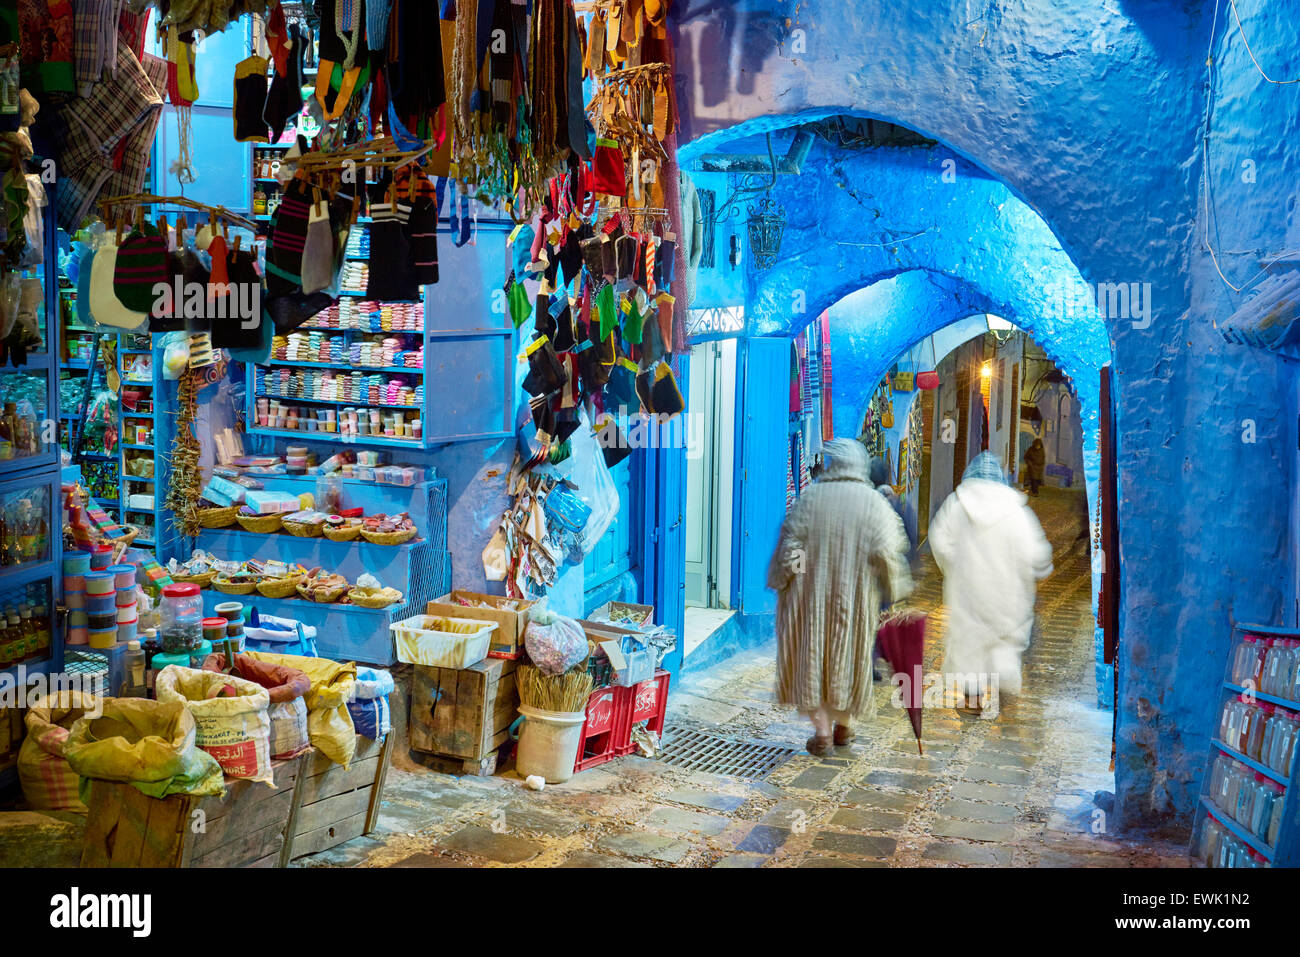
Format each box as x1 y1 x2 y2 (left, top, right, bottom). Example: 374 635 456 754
426 591 536 658
589 601 655 629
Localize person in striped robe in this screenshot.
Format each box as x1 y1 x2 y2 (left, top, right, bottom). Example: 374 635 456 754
768 439 913 756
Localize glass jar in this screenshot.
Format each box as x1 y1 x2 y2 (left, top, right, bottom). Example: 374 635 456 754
159 583 203 653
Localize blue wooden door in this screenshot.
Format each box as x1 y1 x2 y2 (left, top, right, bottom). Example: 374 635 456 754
736 336 790 616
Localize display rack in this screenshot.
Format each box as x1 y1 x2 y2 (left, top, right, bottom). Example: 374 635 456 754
0 192 65 683
58 278 123 515
116 335 167 552
192 474 449 664
1191 621 1300 868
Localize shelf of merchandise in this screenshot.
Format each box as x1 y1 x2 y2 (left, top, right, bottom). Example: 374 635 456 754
0 193 65 683
116 338 168 555
57 263 126 511
1191 621 1300 868
191 475 450 664
244 144 516 448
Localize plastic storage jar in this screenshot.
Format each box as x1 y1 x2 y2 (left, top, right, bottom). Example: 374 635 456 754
159 583 204 653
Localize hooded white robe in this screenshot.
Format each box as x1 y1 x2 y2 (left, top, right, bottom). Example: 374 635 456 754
928 477 1054 696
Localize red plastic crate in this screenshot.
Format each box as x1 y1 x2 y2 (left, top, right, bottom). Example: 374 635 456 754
574 685 627 772
616 670 670 755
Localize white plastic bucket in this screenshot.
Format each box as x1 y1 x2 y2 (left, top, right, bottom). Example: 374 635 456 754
516 705 587 783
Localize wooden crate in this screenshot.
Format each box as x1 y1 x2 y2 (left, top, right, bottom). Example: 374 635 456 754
282 733 393 861
409 656 518 768
79 759 301 868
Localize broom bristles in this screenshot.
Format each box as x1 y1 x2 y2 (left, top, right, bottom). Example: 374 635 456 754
518 665 594 713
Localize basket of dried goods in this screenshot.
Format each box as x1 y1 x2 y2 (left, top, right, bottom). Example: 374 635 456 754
256 574 306 599
296 570 350 603
282 509 328 538
213 571 260 595
236 511 284 534
196 504 240 528
359 512 418 545
347 586 403 609
322 516 363 542
168 569 216 588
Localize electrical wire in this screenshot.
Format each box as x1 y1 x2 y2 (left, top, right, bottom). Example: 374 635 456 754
1203 0 1300 293
1228 0 1300 84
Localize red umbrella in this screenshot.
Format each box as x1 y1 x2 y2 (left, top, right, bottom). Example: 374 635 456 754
875 611 928 754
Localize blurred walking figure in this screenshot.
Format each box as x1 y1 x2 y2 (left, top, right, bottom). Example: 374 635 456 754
767 439 913 756
1023 437 1046 496
929 452 1053 720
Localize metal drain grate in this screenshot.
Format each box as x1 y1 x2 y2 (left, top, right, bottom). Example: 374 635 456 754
658 724 798 780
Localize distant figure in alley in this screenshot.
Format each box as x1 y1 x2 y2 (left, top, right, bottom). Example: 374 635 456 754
929 452 1054 719
768 438 913 756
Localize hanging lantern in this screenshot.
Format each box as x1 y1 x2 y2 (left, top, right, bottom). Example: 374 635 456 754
746 196 787 270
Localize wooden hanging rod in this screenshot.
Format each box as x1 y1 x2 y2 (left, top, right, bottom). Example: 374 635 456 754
294 136 435 173
98 194 259 232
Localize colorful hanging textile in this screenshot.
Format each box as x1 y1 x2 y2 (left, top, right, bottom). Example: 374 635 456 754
820 311 834 441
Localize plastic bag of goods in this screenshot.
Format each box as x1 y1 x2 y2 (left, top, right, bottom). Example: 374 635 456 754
155 665 274 785
243 612 319 657
203 652 312 760
18 691 99 812
246 651 357 768
523 610 587 675
64 699 225 799
348 666 394 741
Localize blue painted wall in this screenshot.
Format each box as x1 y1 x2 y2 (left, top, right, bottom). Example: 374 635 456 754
672 0 1300 829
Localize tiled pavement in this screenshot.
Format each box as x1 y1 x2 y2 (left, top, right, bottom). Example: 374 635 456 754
299 487 1188 868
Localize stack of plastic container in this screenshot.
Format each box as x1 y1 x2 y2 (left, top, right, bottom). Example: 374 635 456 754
62 550 89 645
111 563 137 645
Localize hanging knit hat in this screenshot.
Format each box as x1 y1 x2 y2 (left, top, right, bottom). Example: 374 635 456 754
232 55 270 143
113 222 170 314
300 194 335 295
92 245 148 331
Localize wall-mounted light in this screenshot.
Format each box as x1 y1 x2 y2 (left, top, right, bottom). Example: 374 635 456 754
980 361 992 380
729 234 743 268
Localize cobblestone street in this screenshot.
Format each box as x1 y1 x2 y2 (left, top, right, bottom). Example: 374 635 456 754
303 487 1189 868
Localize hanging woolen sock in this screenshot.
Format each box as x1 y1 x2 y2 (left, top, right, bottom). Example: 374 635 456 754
264 25 305 141
113 222 170 314
266 177 312 296
149 251 188 333
406 194 439 285
179 246 211 333
300 199 335 294
205 233 231 322
212 248 264 350
232 55 270 142
366 177 420 301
